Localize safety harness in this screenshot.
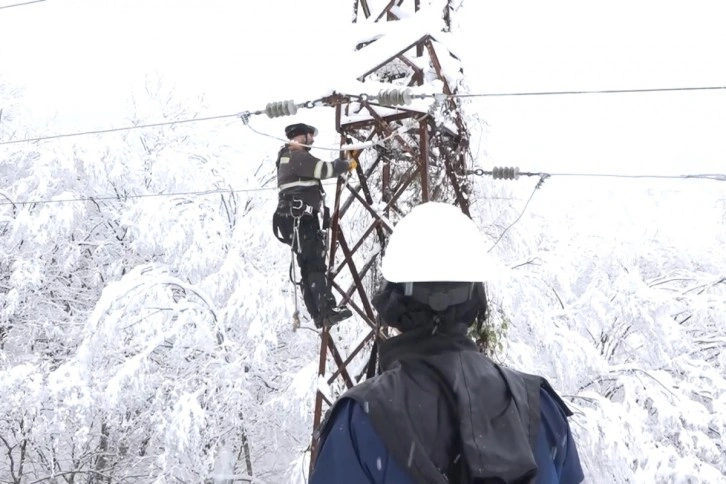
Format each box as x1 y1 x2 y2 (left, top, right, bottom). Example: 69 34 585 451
272 192 331 329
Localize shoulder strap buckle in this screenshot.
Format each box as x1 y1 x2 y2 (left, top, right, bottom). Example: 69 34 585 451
290 199 314 218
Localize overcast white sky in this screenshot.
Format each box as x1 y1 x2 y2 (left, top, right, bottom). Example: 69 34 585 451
1 0 725 175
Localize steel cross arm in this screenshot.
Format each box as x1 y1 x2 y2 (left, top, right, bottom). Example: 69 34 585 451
334 253 381 319
356 0 371 20
331 219 386 278
418 118 430 201
423 37 453 96
344 178 398 231
357 36 433 81
327 330 376 384
330 164 420 281
312 329 332 443
334 225 377 321
341 110 421 131
384 165 425 210
319 92 354 109
325 173 348 274
326 336 355 388
339 152 385 216
363 103 420 157
331 280 376 330
338 166 380 220
311 333 345 466
374 0 398 22
442 143 471 216
396 53 425 82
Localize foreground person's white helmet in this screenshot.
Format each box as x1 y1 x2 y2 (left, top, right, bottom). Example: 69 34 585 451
380 202 496 312
382 202 494 284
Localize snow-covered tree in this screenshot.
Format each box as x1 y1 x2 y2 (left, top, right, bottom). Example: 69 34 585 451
2 3 725 482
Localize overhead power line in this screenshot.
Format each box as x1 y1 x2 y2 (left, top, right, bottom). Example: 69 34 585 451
244 112 431 152
550 172 726 181
450 85 726 98
473 168 725 251
0 186 277 207
488 175 549 252
468 168 726 182
1 170 724 208
2 85 724 147
0 0 44 9
0 112 241 146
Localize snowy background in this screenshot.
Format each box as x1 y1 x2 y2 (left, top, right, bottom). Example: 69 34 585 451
1 0 725 482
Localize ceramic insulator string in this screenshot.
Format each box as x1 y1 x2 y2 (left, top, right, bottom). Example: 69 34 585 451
491 167 521 180
376 88 414 106
265 100 298 118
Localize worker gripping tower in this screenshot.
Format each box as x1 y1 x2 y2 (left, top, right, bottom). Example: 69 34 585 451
310 0 473 467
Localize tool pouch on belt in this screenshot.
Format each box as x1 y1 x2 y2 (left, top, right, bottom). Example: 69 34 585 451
322 206 331 230
272 210 294 245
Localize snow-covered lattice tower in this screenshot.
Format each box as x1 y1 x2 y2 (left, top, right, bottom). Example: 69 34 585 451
311 0 473 462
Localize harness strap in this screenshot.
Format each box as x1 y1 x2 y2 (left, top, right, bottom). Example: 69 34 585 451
289 244 301 329
278 197 317 218
278 179 321 190
291 199 315 218
292 215 302 254
275 193 333 329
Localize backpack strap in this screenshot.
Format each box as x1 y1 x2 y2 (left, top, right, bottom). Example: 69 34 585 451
422 364 465 482
540 378 574 417
500 368 543 450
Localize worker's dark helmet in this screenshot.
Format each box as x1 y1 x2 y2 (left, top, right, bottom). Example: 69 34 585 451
285 123 318 139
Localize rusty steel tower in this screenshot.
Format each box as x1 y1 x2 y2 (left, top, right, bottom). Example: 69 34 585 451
310 0 473 466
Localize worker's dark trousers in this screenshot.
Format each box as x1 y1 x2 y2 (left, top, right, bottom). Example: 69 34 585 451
275 212 336 320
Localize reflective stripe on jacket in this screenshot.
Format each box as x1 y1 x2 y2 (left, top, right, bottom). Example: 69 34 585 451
276 146 348 208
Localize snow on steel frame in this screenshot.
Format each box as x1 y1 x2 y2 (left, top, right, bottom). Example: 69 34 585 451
310 0 472 468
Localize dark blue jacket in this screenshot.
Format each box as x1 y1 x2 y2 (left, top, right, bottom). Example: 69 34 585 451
310 389 584 483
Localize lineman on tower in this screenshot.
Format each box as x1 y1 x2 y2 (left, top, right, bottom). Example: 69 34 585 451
272 123 357 328
309 202 584 483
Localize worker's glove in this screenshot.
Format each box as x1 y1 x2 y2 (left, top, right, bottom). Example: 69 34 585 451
348 158 358 171
348 149 361 160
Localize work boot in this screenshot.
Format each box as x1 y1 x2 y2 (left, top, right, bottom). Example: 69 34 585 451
314 306 353 329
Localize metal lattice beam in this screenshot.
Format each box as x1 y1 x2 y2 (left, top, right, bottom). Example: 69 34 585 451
310 0 471 468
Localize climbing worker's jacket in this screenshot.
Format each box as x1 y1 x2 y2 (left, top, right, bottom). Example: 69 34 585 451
273 145 350 246
275 145 350 209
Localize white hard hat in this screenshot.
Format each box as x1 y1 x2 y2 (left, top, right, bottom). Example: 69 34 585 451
381 202 495 283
